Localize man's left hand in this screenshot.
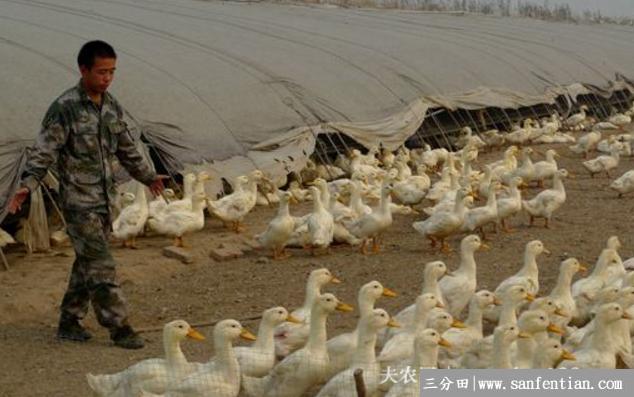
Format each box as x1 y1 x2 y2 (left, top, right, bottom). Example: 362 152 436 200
149 175 169 197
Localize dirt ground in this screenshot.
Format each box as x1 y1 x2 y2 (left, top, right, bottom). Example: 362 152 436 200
2 133 634 396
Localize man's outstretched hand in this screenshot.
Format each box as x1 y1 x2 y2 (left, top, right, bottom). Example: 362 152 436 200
149 175 169 197
8 187 29 214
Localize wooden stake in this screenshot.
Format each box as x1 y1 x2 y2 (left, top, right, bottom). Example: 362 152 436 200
0 247 9 271
354 368 366 397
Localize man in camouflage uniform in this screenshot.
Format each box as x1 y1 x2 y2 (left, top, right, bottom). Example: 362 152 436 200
8 40 166 349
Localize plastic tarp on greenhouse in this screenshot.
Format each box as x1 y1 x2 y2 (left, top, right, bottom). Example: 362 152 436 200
2 0 634 220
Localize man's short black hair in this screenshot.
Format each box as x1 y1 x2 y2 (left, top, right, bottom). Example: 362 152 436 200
77 40 117 69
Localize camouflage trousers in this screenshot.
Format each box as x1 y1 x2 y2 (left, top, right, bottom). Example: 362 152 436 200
60 210 129 329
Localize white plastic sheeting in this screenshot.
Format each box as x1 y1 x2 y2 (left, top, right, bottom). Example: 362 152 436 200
1 0 634 218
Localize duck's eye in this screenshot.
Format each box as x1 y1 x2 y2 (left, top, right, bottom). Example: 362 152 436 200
374 285 379 289
232 325 237 328
326 298 332 302
510 327 516 331
278 311 283 315
540 316 545 320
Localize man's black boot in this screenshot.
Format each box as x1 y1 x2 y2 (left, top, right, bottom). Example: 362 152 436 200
110 325 145 349
57 317 92 342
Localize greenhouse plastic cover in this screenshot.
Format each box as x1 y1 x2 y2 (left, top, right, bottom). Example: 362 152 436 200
1 0 634 219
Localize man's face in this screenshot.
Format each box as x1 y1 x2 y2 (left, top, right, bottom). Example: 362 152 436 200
80 56 116 95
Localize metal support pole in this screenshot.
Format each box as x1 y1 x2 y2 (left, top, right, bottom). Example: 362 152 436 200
483 108 502 130
586 93 610 120
149 143 183 197
430 111 454 150
500 108 516 130
322 130 342 158
334 132 352 155
615 90 630 112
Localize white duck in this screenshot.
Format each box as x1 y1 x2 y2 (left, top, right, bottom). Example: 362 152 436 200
166 172 211 212
439 235 488 318
348 180 372 218
462 183 499 239
496 177 523 232
112 182 149 249
377 293 440 369
490 146 519 181
505 120 535 145
548 258 587 332
490 325 529 368
349 183 393 254
412 144 449 171
274 268 341 357
146 191 206 247
427 310 465 335
288 181 311 202
256 191 295 259
495 240 549 297
597 135 629 155
482 129 506 148
605 235 625 287
391 261 449 333
572 248 623 326
583 148 620 178
146 320 256 397
511 309 565 369
569 129 601 158
317 309 399 397
522 168 568 229
483 284 535 329
349 149 382 182
501 147 533 185
426 156 458 203
0 227 15 247
610 170 634 198
558 303 631 368
476 165 494 200
305 186 334 254
608 112 632 129
242 294 353 397
537 339 578 369
413 188 470 253
236 307 300 378
385 329 451 397
162 173 195 213
532 149 559 187
0 226 14 269
565 286 634 354
461 324 526 369
86 320 205 397
326 281 396 378
148 188 176 219
565 105 588 129
438 290 499 368
391 165 430 205
207 170 265 232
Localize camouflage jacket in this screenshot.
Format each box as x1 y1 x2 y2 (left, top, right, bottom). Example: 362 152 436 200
21 80 156 214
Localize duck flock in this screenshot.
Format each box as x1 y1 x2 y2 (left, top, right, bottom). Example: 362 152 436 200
76 102 634 395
